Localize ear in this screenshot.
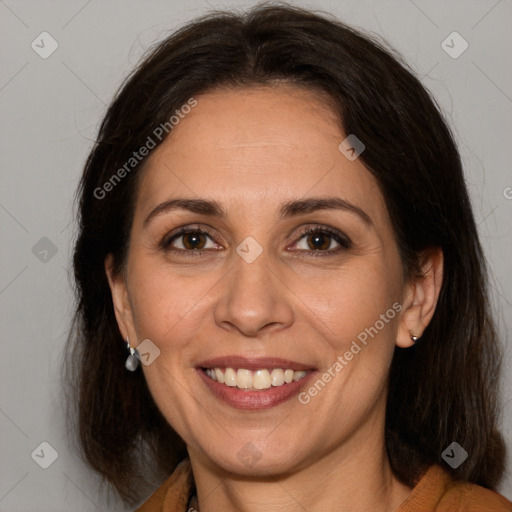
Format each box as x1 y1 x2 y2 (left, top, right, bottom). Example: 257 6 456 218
396 247 444 348
104 253 136 342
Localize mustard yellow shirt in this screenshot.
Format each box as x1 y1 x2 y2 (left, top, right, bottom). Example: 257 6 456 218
136 458 512 511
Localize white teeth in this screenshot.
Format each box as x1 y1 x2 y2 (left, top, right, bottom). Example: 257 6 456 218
205 367 308 390
270 369 284 386
284 369 294 383
224 368 237 387
236 369 252 389
253 369 271 390
215 368 225 384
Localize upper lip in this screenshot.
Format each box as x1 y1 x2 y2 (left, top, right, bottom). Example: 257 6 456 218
197 356 314 371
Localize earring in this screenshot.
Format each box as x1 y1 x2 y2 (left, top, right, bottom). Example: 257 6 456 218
410 333 420 343
125 337 140 371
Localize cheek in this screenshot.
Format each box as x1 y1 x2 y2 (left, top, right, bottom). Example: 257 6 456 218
295 266 400 420
292 259 402 348
127 255 218 342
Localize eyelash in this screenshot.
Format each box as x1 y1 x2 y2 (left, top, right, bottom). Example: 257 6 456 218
160 224 352 258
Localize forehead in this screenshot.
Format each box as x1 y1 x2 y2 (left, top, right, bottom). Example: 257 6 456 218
136 85 384 218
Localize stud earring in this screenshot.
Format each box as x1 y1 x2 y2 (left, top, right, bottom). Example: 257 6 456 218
410 333 420 343
125 337 140 371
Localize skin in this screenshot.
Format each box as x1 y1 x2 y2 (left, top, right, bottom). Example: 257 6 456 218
106 84 443 512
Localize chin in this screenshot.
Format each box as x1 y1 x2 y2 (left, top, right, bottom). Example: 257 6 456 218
200 438 309 478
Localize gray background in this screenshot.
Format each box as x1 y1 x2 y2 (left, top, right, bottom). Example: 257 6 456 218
1 0 511 510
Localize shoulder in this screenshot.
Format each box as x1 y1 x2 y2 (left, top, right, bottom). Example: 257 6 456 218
443 481 512 512
135 458 194 512
398 464 512 512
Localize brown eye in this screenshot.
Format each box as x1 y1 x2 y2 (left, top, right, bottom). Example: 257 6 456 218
181 232 207 250
306 232 332 250
292 226 352 255
161 227 219 254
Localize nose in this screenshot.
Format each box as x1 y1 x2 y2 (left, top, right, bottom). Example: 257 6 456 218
214 249 294 337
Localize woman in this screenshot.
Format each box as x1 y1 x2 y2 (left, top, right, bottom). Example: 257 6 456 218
65 3 512 511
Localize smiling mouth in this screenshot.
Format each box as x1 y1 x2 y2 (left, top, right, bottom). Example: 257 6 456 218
201 367 309 390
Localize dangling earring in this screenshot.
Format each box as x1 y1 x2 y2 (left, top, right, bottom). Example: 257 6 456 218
410 333 420 343
125 337 140 371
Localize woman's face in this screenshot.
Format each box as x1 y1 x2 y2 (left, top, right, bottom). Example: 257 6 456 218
109 85 417 476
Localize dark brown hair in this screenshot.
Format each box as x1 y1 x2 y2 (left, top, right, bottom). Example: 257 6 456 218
64 2 506 506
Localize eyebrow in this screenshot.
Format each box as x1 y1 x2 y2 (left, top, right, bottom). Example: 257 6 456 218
143 196 373 228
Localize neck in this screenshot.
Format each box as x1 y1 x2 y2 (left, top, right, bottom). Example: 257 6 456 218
187 411 412 512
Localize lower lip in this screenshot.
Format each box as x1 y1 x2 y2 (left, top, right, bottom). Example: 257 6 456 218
197 369 315 410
